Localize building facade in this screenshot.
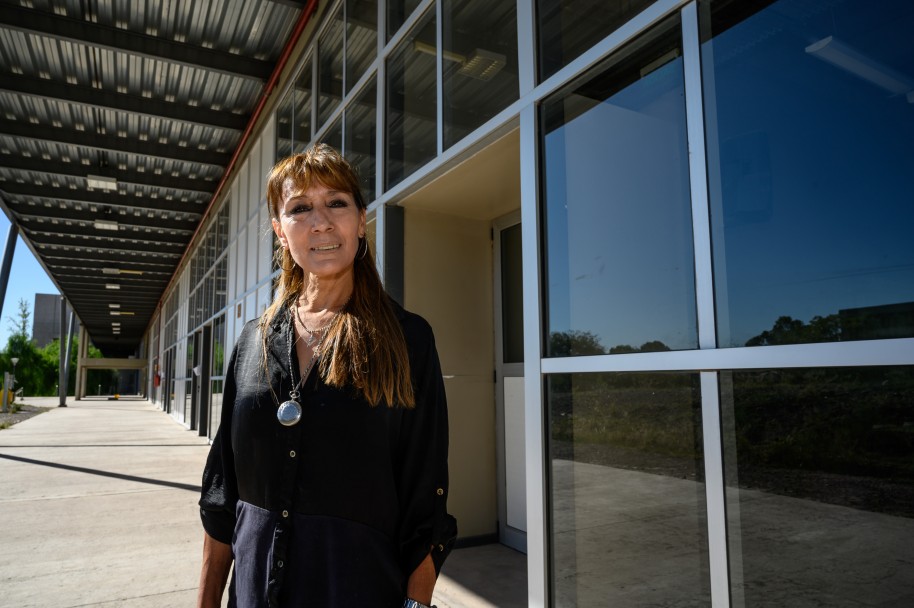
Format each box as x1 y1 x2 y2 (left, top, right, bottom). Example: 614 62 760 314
31 293 78 349
146 0 914 605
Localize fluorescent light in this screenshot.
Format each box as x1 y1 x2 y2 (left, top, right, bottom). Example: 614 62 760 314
806 36 913 101
87 175 118 190
94 219 119 231
110 311 120 316
458 48 507 81
413 40 465 64
111 322 121 327
108 303 120 308
102 267 143 276
105 283 120 290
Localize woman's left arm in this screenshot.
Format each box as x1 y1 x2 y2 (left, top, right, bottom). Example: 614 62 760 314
397 316 458 598
406 552 437 605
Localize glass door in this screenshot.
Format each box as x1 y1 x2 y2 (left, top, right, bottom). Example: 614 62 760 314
494 211 526 552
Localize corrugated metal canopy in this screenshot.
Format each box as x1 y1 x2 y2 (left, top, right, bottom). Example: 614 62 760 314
0 0 308 357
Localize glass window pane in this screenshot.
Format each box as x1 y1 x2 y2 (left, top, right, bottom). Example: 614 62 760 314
536 0 653 82
387 0 421 41
321 116 343 155
275 88 293 160
721 366 914 606
702 0 914 348
209 379 224 441
541 16 697 357
293 59 313 154
345 79 377 203
346 0 377 94
442 0 519 148
501 223 524 364
385 9 436 190
548 372 710 606
318 7 344 128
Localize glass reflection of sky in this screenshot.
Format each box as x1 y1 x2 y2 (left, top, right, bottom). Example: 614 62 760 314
704 0 914 347
543 45 698 355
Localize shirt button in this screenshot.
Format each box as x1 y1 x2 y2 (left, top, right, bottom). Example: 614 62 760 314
289 450 296 458
282 510 289 518
436 488 444 496
438 544 445 552
277 560 284 568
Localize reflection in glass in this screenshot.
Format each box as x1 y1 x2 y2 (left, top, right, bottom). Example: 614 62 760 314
501 223 523 364
548 372 709 606
210 379 224 441
345 80 377 202
214 257 227 313
209 313 226 440
442 0 518 148
275 88 294 160
701 0 914 347
321 116 343 156
318 6 344 128
387 0 421 42
536 0 653 82
540 16 697 357
385 9 436 189
292 58 313 154
346 0 377 95
720 366 914 607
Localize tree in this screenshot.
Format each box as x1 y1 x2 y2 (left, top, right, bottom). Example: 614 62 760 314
7 298 30 337
1 300 51 396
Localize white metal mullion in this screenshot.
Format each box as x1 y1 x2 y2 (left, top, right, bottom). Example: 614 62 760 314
520 103 548 608
376 0 386 203
374 199 387 283
435 0 443 156
683 5 730 604
516 0 536 96
541 337 914 374
682 1 715 351
700 371 731 608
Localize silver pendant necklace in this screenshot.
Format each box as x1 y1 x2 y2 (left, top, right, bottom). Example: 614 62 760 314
276 305 342 426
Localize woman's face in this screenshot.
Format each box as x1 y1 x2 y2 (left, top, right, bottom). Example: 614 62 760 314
271 179 366 282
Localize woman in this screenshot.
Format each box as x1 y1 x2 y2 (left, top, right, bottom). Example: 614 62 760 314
197 144 456 608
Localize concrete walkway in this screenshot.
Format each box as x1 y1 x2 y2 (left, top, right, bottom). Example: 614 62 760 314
0 397 526 608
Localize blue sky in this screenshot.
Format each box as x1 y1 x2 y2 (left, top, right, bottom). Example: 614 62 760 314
0 214 59 349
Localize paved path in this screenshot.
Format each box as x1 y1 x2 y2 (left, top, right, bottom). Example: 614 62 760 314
0 397 526 608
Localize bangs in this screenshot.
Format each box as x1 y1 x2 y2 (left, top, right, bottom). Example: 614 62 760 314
267 145 363 217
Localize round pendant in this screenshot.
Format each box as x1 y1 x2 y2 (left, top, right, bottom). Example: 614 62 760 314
276 400 302 427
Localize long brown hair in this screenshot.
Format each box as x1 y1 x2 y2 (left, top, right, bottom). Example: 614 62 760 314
261 144 414 408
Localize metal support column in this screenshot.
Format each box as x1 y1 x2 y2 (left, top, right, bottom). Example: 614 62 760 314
58 297 67 407
0 223 18 316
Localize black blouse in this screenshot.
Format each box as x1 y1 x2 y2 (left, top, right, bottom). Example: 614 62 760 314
200 302 457 608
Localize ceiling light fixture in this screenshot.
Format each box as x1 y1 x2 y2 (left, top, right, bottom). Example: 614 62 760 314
109 303 120 308
105 283 120 290
94 219 119 231
806 36 914 102
102 267 144 276
87 175 118 190
458 48 507 81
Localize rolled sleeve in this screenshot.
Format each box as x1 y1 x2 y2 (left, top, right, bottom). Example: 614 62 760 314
397 318 458 577
199 337 242 545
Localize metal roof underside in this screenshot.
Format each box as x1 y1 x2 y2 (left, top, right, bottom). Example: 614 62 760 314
0 0 307 357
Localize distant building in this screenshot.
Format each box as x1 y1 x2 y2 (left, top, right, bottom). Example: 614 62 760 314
31 294 79 348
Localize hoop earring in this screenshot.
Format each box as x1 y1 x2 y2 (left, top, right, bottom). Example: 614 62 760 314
358 236 369 260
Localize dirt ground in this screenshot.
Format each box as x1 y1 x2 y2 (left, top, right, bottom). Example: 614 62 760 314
0 403 50 429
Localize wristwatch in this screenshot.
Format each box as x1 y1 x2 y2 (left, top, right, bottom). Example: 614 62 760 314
403 599 437 608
